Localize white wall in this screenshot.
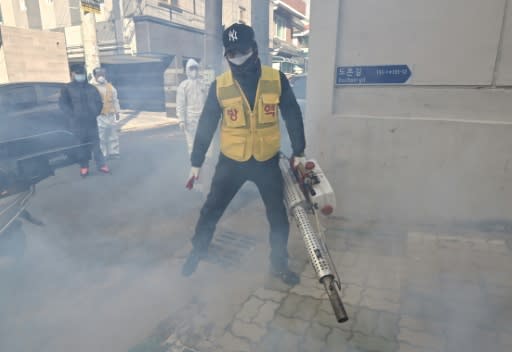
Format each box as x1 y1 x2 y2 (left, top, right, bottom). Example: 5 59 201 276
38 0 57 29
52 0 72 28
223 0 251 25
0 0 18 27
496 0 512 85
0 47 9 82
0 26 69 83
308 0 512 225
0 0 28 28
337 0 507 85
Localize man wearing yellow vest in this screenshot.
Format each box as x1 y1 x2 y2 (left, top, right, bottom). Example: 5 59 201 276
93 67 121 159
182 23 306 286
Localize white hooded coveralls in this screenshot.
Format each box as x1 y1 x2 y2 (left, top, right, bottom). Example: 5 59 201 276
176 59 208 155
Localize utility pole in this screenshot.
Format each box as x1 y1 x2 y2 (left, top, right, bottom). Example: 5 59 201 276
80 6 100 77
252 0 271 66
204 0 223 75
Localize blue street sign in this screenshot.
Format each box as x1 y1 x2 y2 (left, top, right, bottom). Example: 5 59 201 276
336 65 412 85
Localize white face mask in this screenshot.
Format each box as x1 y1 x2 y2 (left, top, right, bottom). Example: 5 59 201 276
189 70 198 79
227 50 253 66
74 74 86 82
97 76 106 84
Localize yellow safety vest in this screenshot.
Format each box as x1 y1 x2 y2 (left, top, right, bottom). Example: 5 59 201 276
216 65 281 162
100 83 115 115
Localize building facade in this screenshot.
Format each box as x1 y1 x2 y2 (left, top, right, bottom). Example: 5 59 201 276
0 25 69 83
270 0 309 75
0 0 309 110
223 0 250 25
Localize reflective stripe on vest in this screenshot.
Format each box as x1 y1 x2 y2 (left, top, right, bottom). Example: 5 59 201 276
216 65 281 162
101 83 115 115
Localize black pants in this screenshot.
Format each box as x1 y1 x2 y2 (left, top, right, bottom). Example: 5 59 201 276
77 129 105 168
192 153 290 269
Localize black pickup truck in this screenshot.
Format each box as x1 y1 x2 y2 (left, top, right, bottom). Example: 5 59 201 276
0 82 86 240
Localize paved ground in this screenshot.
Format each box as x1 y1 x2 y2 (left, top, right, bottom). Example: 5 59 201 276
118 110 179 132
133 221 512 352
1 123 511 352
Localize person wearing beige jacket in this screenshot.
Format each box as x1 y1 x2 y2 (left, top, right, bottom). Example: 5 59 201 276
93 67 121 159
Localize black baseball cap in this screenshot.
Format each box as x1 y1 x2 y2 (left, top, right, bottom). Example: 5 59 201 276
223 23 256 54
70 64 85 74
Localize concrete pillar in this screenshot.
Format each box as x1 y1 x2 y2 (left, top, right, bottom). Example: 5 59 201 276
80 9 100 76
307 0 340 161
251 0 271 65
204 0 224 75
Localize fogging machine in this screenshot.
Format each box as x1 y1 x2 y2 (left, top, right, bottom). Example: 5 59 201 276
280 154 348 323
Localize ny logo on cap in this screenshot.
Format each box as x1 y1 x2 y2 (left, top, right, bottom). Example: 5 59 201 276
228 29 238 42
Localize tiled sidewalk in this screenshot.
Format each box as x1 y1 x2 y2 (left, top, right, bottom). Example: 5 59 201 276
130 212 512 352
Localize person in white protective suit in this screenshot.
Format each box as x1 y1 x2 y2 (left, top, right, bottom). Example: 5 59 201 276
177 59 208 153
177 59 210 190
93 67 121 159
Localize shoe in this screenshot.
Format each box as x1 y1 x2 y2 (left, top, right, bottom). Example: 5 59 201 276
270 266 301 286
98 165 111 174
181 249 206 277
80 167 89 177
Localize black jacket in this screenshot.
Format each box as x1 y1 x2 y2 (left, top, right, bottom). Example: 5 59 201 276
191 64 306 167
59 81 103 137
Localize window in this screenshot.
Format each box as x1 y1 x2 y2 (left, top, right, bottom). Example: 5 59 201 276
3 86 37 112
275 15 287 41
26 0 43 29
69 0 81 26
37 85 62 105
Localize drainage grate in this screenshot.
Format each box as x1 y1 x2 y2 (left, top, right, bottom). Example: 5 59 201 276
205 231 259 269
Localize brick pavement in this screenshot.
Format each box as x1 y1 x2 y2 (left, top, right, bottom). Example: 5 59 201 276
129 215 512 352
